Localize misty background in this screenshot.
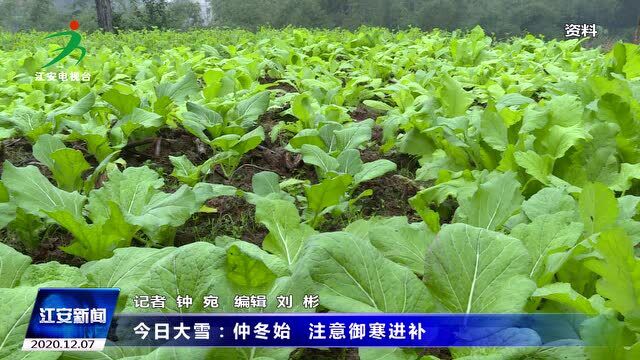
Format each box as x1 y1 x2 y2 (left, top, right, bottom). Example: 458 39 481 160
1 0 639 41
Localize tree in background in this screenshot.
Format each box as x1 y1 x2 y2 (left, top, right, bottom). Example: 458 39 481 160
0 0 638 41
141 0 167 28
165 0 203 29
95 0 114 31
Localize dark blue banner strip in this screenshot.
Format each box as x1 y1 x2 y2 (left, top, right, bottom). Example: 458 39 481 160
26 288 120 339
108 313 587 347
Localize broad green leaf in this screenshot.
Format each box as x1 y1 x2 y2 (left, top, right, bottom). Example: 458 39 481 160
210 134 241 150
69 128 113 162
359 348 421 360
456 171 523 230
618 195 640 220
0 202 16 229
0 242 31 288
362 100 393 112
1 161 85 218
0 182 9 202
47 203 137 260
425 223 535 313
256 198 317 267
522 187 577 220
610 163 640 192
7 208 44 249
121 242 235 313
620 43 640 78
87 166 163 223
300 144 338 174
305 174 352 215
127 185 199 229
226 244 278 289
0 286 61 359
354 159 396 185
32 134 65 170
58 92 95 116
584 229 640 328
291 93 315 124
118 108 164 137
514 151 554 185
233 126 265 154
0 127 15 140
546 94 583 127
532 283 600 315
102 87 140 115
521 105 548 133
336 149 364 175
480 105 508 151
438 74 474 117
49 148 91 191
579 182 618 234
398 128 436 156
252 171 281 196
299 232 433 312
182 101 223 139
3 107 52 142
581 315 640 360
19 262 87 287
334 119 373 151
0 181 16 228
204 68 235 96
234 91 270 127
288 129 326 150
367 217 435 275
192 183 238 204
410 171 478 231
155 72 199 102
537 124 588 159
416 149 465 182
169 155 201 186
81 247 176 302
496 93 535 108
32 135 91 191
510 212 583 284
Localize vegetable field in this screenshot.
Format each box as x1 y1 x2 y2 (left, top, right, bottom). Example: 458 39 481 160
1 27 640 359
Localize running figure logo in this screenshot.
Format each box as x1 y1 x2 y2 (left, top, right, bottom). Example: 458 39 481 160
43 20 86 68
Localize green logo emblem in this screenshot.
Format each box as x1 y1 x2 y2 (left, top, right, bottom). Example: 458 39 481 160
43 20 86 68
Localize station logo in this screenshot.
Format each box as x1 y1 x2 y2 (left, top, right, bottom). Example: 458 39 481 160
43 20 86 68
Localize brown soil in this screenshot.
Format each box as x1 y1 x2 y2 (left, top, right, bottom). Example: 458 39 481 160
0 138 40 174
1 228 85 267
349 103 380 122
121 128 210 171
172 141 317 247
360 148 420 176
0 100 421 268
291 348 359 360
259 76 299 94
423 348 452 359
356 173 420 221
371 125 383 144
30 230 85 266
174 196 268 247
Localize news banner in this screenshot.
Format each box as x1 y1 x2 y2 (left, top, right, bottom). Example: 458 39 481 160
23 288 586 351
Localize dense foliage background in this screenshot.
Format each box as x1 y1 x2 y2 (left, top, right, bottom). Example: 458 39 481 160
0 0 638 40
1 25 640 358
1 2 640 359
